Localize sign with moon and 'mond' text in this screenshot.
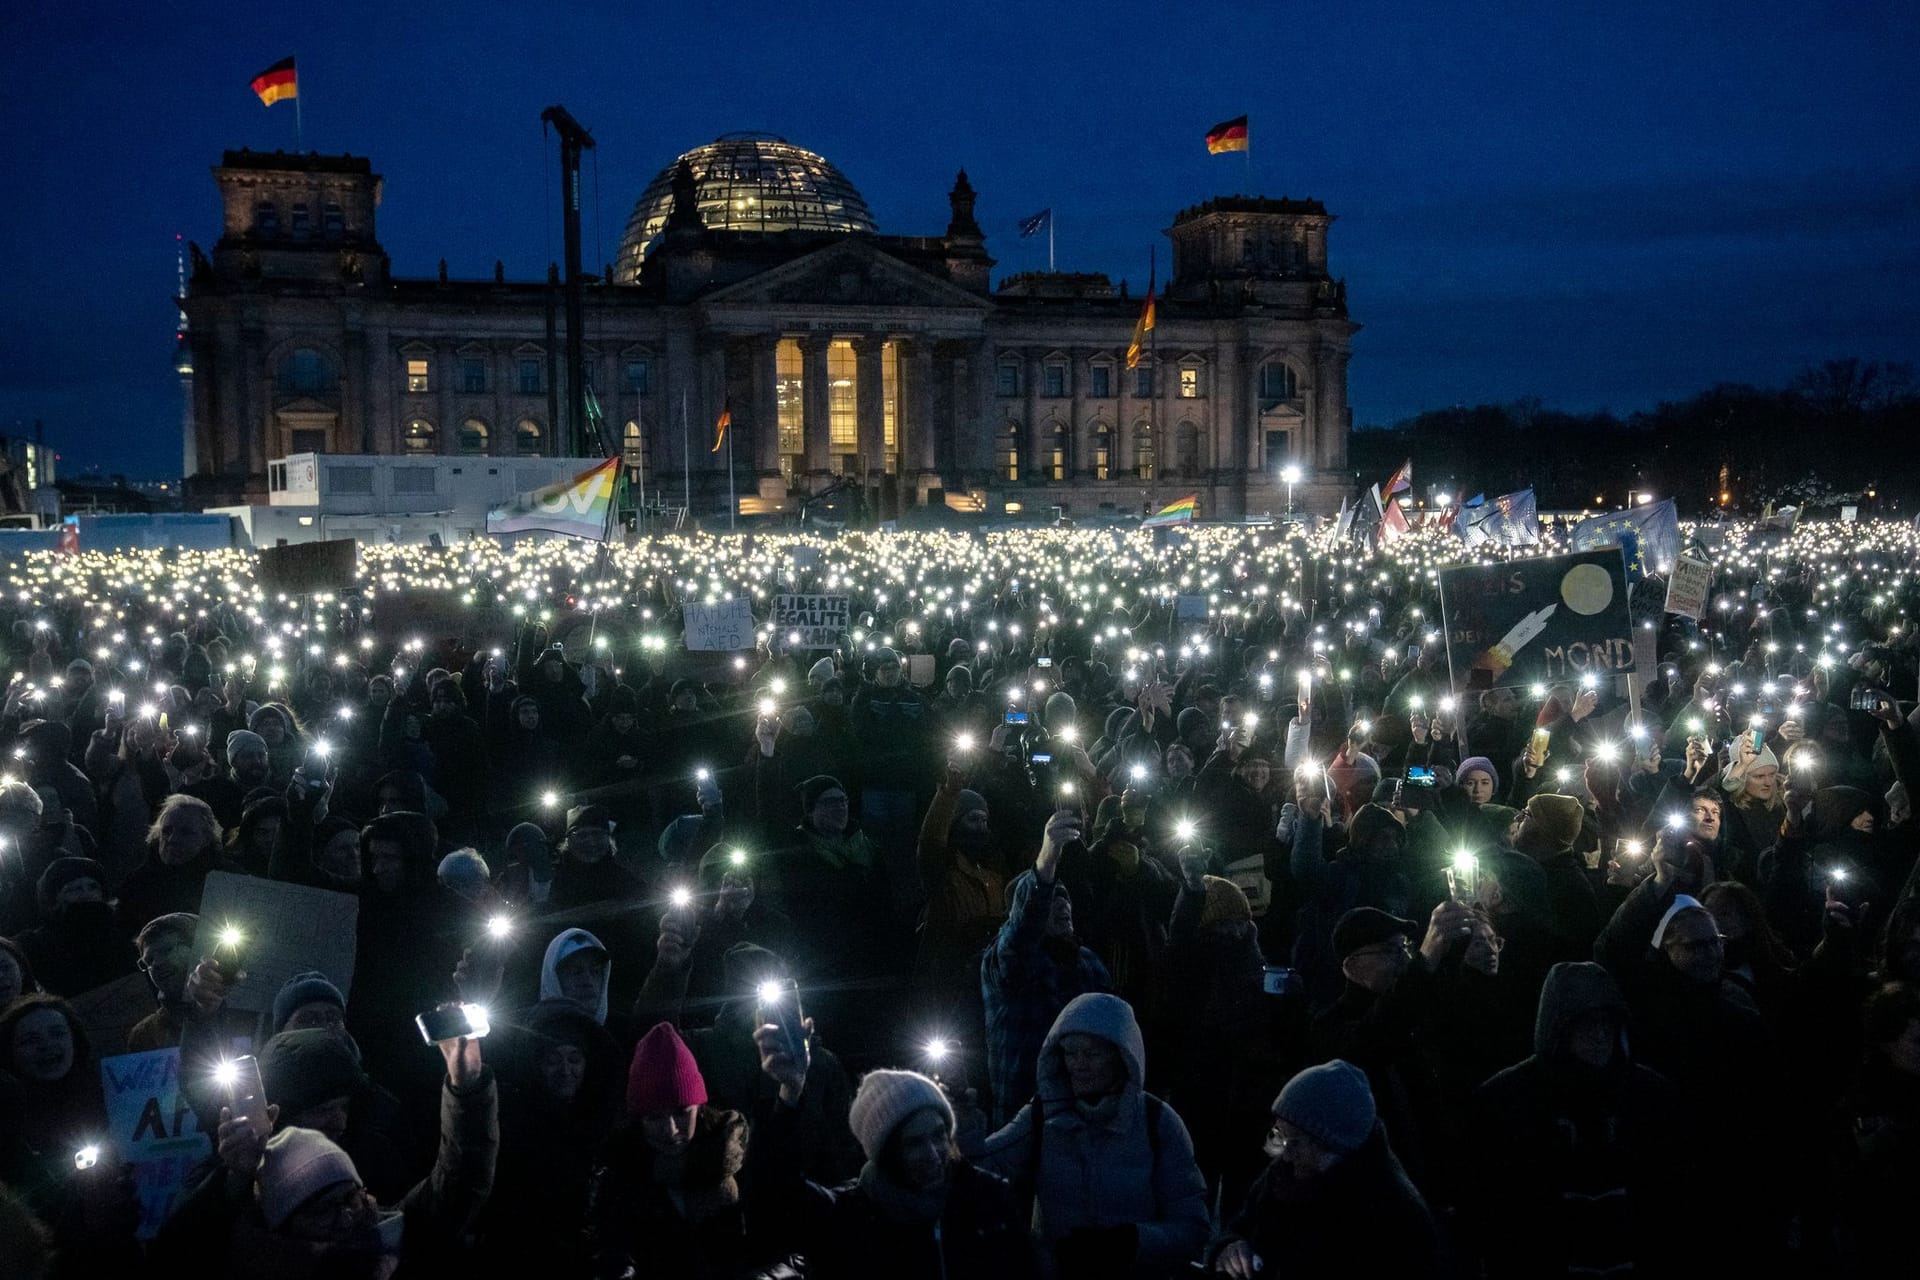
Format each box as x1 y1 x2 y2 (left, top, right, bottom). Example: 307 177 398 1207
1439 548 1636 692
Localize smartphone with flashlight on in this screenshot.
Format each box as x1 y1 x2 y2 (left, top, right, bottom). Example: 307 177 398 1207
1004 709 1029 725
756 978 808 1066
1036 657 1053 669
1445 852 1479 903
416 1003 491 1044
222 1054 272 1137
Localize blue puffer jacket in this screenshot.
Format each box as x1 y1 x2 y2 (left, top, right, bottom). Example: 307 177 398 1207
978 993 1210 1276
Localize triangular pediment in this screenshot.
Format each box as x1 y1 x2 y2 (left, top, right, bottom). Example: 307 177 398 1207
701 241 990 312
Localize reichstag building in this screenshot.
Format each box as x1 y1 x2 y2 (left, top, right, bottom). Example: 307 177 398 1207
180 133 1356 519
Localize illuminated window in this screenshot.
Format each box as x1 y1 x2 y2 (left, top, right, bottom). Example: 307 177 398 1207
882 340 900 473
515 418 542 454
1179 367 1199 399
828 340 857 453
459 418 489 455
997 362 1020 397
404 418 435 454
1049 422 1068 480
1260 362 1298 405
1002 421 1021 482
518 359 542 395
1089 365 1112 399
1043 364 1067 398
460 358 487 394
776 338 803 459
406 358 430 394
1134 422 1155 481
1092 425 1112 481
623 420 648 472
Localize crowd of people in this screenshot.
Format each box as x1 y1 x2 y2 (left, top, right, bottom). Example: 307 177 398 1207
0 515 1916 1278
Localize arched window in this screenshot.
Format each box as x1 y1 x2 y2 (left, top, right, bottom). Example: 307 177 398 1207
1177 422 1203 479
403 418 436 454
458 418 489 455
277 348 336 397
1259 362 1299 407
623 420 648 472
514 418 542 454
1049 421 1069 481
1133 422 1155 481
1092 424 1113 481
1002 421 1021 483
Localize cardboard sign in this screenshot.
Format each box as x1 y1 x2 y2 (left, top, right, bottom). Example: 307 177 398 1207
1439 548 1636 691
1664 554 1712 621
257 538 357 596
1175 594 1210 621
70 971 159 1060
99 1048 212 1239
683 598 756 652
1841 505 1858 523
907 654 936 687
195 872 358 1014
772 594 849 648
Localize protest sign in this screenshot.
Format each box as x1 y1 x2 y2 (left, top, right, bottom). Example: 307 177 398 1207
195 872 358 1014
99 1048 211 1239
1439 548 1636 691
683 598 756 651
70 971 157 1059
1175 594 1209 621
257 538 357 596
772 593 849 648
907 654 936 687
1841 505 1858 523
1665 554 1712 620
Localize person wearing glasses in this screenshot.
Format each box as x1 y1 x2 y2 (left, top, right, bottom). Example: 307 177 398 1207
1208 1060 1439 1277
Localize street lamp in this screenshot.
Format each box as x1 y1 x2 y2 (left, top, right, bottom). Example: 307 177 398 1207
1280 463 1301 514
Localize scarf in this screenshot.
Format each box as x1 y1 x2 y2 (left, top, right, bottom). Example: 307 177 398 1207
807 827 876 872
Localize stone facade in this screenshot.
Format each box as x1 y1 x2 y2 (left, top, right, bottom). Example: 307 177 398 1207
182 144 1356 517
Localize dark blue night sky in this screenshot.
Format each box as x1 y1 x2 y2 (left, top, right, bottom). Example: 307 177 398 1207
4 0 1915 479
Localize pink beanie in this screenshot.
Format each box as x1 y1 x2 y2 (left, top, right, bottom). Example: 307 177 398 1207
626 1021 708 1117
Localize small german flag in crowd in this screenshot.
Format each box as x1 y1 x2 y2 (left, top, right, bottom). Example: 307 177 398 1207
251 57 298 107
1205 114 1249 154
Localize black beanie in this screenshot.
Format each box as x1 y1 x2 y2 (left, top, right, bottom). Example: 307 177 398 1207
258 1029 363 1118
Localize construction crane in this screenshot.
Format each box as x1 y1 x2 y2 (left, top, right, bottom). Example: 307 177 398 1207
540 105 601 457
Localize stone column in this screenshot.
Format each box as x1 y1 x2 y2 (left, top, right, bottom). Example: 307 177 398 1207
436 342 455 456
909 339 936 479
751 335 780 476
928 346 955 477
662 327 698 501
854 336 886 476
700 342 729 493
1022 349 1043 482
1069 349 1091 479
802 334 831 476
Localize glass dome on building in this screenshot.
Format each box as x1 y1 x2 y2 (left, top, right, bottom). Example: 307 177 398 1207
613 133 877 281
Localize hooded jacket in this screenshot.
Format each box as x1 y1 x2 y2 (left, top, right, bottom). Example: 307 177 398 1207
541 928 612 1025
1471 962 1691 1280
981 872 1111 1125
977 993 1209 1272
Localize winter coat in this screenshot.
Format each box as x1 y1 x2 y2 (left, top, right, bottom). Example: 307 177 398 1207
753 1098 1036 1280
1470 961 1692 1280
586 1106 754 1280
1211 1124 1441 1279
978 993 1209 1276
912 783 1010 1001
981 872 1111 1124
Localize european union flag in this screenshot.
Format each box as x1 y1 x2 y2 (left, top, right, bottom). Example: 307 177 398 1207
1017 208 1052 238
1569 499 1679 573
1458 488 1538 547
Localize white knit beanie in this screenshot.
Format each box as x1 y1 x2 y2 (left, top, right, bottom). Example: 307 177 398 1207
256 1126 358 1229
848 1069 954 1162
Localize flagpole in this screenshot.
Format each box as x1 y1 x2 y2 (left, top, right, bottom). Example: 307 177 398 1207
1148 244 1159 510
294 60 304 149
680 388 690 513
1048 214 1055 273
727 413 737 532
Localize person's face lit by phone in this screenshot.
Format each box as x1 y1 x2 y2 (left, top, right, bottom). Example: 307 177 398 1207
1690 797 1722 842
1744 764 1779 803
1462 917 1502 976
1342 934 1412 994
1460 769 1495 806
555 948 608 1009
539 1043 588 1103
1235 758 1271 793
8 1007 75 1082
516 701 540 731
1163 745 1194 781
641 1104 698 1157
888 1107 952 1192
283 1000 348 1038
808 789 850 837
256 716 286 748
1058 1033 1125 1100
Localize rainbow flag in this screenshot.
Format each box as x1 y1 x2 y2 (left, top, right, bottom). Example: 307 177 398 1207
1143 494 1198 527
251 57 298 107
487 458 620 540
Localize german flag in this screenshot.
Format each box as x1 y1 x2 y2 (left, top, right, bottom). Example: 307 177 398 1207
710 399 732 453
1204 114 1249 154
251 57 298 107
1126 289 1156 370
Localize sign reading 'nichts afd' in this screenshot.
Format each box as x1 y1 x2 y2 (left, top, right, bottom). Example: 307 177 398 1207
1438 548 1637 691
772 594 850 648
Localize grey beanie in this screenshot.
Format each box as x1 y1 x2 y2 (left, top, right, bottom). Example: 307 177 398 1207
225 729 268 760
255 1127 357 1230
1272 1059 1376 1155
847 1069 954 1162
